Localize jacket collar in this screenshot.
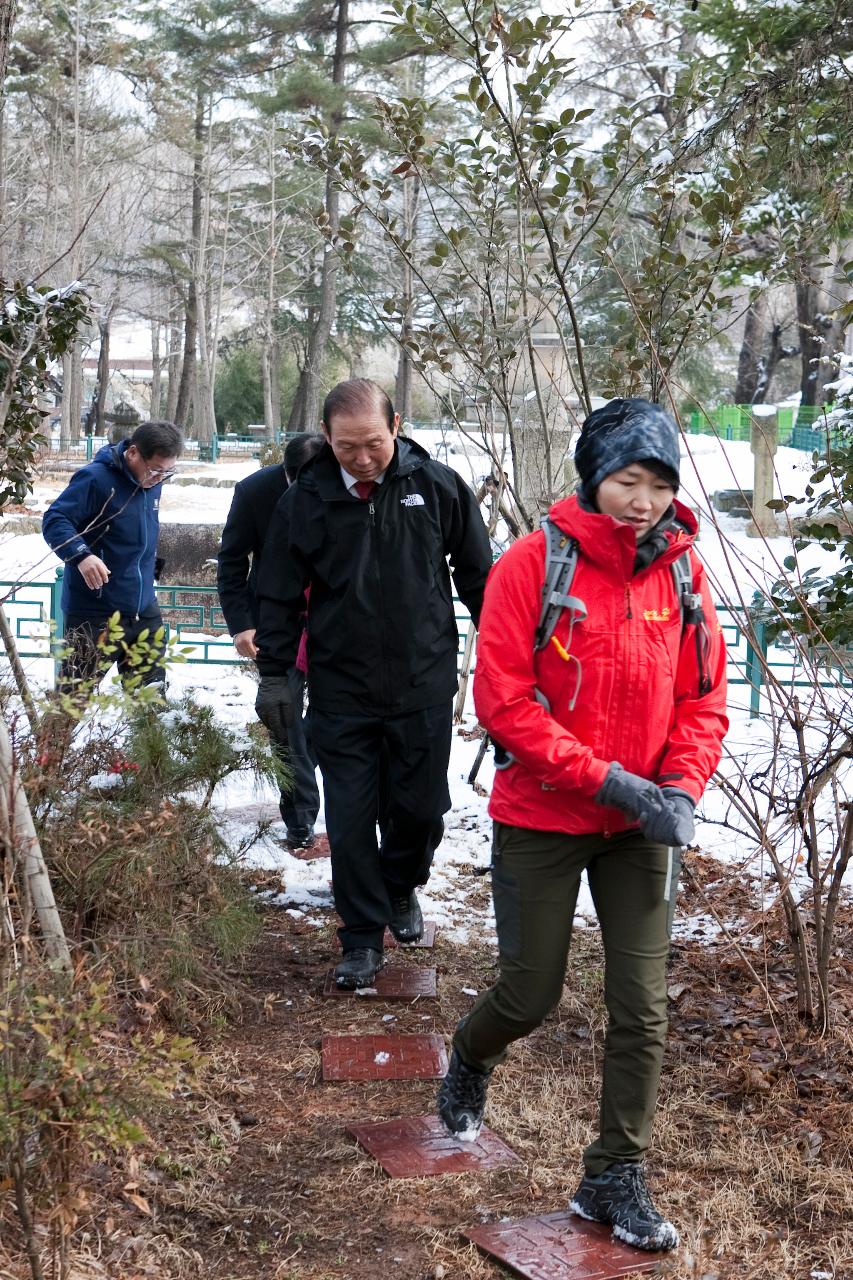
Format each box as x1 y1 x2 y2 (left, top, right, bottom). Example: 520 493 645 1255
300 435 430 501
547 493 697 580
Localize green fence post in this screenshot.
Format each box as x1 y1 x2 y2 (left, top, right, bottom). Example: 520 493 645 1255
744 619 766 719
86 435 93 461
50 566 65 680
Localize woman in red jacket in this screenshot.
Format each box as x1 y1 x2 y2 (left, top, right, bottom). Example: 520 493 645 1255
438 398 728 1253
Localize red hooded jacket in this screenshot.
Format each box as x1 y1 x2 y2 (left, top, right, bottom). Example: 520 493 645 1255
474 495 728 835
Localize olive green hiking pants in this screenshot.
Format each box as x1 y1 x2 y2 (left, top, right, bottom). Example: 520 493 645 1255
454 822 679 1175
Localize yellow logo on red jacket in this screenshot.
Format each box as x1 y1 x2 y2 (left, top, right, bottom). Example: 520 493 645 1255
643 606 673 622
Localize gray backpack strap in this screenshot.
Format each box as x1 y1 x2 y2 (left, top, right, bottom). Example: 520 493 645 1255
670 549 703 627
671 549 713 695
535 518 586 650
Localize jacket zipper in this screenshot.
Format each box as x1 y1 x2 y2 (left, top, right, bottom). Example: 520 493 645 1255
136 489 148 620
368 496 389 707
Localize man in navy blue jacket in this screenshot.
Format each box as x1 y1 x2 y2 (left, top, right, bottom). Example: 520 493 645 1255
42 420 183 699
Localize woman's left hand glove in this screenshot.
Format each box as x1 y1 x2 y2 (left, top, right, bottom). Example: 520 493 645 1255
642 788 696 846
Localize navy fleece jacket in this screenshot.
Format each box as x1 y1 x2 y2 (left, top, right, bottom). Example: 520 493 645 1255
42 442 165 619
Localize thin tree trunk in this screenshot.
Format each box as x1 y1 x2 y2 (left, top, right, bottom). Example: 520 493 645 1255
0 717 71 971
734 294 768 404
288 0 348 431
69 335 83 444
0 0 16 279
94 317 110 434
270 337 281 433
150 319 162 419
174 94 204 432
59 336 83 449
193 94 216 446
796 262 845 413
165 307 181 422
261 342 275 441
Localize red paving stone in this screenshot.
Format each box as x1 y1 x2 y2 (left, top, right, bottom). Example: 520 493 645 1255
463 1211 664 1279
321 966 437 1000
385 920 437 949
348 1114 521 1178
321 1034 448 1081
286 832 330 860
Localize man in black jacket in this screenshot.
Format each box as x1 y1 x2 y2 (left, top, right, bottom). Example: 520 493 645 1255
255 379 493 987
217 433 325 848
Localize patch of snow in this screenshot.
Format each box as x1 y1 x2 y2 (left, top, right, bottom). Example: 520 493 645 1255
374 1051 391 1065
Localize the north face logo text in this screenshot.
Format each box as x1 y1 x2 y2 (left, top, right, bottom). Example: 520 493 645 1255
400 494 425 507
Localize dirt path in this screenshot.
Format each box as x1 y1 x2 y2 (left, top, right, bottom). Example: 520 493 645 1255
147 858 853 1280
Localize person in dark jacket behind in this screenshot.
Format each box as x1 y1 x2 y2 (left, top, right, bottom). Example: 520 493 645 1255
217 432 325 849
437 398 728 1254
255 379 493 988
42 420 183 699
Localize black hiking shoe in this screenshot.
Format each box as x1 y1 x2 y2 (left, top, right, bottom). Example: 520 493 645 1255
334 947 384 989
285 827 316 851
569 1161 679 1251
437 1048 491 1142
388 890 424 943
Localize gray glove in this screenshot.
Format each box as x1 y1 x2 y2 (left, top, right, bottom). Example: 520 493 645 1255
642 788 696 847
596 762 669 826
597 764 696 846
254 676 293 743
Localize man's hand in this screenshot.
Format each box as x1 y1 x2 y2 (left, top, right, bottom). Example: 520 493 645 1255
77 554 110 590
233 628 258 659
254 675 293 742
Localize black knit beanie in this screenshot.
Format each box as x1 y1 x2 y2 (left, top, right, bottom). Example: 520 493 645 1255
574 398 680 505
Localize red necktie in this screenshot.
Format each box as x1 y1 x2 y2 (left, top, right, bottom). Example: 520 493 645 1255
354 480 376 501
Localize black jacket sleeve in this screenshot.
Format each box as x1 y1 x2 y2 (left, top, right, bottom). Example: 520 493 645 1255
216 483 257 637
445 471 492 626
254 489 311 675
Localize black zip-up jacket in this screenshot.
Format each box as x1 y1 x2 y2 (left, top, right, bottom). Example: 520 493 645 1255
255 438 493 715
217 464 289 636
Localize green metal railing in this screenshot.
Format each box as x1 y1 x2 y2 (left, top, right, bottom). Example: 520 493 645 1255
3 570 852 718
685 403 842 451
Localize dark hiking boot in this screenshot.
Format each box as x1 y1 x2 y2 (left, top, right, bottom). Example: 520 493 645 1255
285 827 316 850
437 1048 491 1142
569 1162 679 1251
334 947 384 989
389 890 424 943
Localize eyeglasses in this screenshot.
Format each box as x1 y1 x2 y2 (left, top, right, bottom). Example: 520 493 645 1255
144 465 177 483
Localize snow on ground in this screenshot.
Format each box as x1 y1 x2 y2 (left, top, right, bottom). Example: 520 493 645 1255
2 428 850 947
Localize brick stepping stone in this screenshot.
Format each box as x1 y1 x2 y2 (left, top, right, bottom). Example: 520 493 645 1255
463 1211 665 1279
321 966 437 1000
348 1114 520 1178
385 920 437 949
322 1033 448 1081
286 832 331 860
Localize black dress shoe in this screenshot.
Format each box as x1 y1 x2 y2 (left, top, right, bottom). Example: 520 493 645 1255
334 947 384 989
389 890 424 943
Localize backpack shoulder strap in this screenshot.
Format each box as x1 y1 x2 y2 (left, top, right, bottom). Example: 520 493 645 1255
670 548 704 629
534 518 586 651
671 547 713 694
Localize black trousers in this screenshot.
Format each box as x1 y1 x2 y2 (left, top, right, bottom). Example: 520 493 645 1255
311 702 452 951
273 666 321 837
58 608 167 699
